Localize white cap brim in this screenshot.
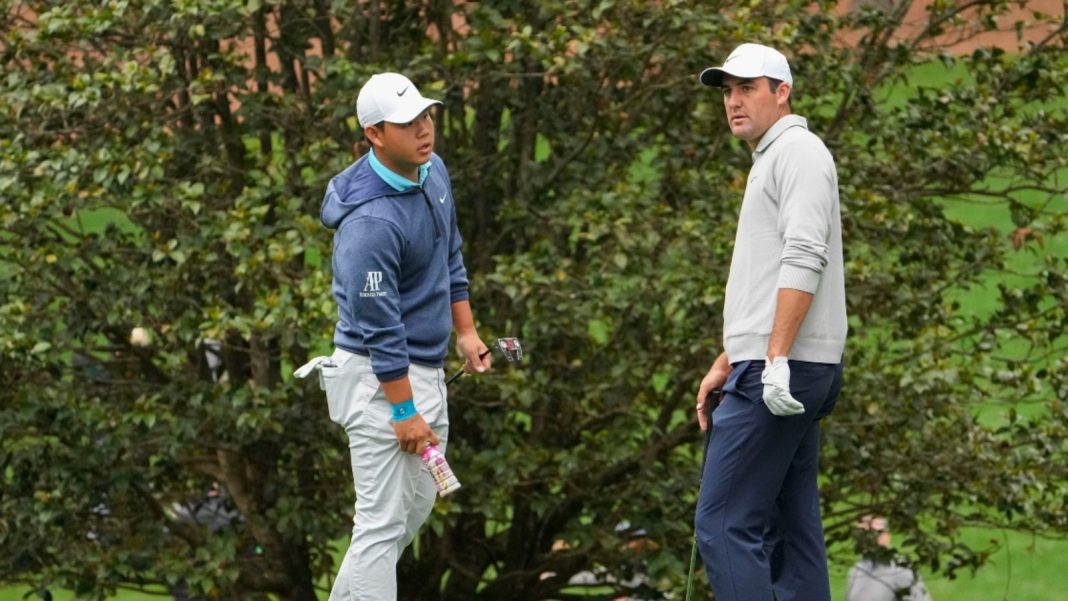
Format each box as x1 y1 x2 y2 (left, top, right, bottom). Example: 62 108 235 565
382 96 442 124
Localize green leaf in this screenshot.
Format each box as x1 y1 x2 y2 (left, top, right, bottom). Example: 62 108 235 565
587 318 610 345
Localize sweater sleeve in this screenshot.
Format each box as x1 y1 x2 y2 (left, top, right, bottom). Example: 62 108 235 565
774 135 837 293
334 216 409 381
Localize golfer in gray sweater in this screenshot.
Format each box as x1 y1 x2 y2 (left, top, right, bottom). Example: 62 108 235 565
693 43 847 601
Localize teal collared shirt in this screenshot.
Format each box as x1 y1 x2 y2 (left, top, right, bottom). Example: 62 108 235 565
368 148 431 191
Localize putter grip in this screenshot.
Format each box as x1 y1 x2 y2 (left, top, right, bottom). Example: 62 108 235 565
445 347 493 385
704 388 722 419
422 444 462 496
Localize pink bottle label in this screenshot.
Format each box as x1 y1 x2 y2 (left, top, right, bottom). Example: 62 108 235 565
422 444 461 496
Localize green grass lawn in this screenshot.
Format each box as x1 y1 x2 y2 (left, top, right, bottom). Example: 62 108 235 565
830 528 1068 601
0 589 167 601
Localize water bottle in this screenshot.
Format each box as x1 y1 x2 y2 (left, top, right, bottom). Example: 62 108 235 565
421 444 462 496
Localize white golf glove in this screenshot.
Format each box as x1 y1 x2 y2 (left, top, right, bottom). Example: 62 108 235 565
761 357 805 416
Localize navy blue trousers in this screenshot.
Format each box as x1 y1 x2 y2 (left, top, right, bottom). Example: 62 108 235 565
695 359 842 601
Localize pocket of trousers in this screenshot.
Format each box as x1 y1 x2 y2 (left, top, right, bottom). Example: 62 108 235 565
322 358 377 427
725 360 764 405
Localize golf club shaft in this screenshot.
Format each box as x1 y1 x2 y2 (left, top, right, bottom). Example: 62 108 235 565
685 388 721 601
444 347 492 385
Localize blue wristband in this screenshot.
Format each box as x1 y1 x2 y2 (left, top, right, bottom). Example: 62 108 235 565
391 399 418 421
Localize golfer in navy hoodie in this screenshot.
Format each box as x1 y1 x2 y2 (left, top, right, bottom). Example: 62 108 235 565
309 72 491 601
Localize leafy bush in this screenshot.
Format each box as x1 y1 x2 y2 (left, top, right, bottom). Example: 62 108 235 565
1 1 1065 599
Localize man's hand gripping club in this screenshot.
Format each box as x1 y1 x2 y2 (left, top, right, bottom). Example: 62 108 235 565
455 331 493 378
697 352 732 432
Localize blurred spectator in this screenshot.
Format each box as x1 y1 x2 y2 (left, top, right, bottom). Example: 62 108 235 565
169 483 241 601
556 522 665 600
845 516 932 601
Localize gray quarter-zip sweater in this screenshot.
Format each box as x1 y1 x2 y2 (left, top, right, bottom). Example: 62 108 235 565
723 115 847 364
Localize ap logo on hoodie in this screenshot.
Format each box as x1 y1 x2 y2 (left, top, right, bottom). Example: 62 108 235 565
360 271 386 298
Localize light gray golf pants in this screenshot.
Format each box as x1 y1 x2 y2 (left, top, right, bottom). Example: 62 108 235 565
320 349 448 601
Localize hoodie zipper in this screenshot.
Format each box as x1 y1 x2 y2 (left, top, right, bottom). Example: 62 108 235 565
419 188 442 240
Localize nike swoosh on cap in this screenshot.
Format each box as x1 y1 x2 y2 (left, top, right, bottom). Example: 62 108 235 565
396 87 409 96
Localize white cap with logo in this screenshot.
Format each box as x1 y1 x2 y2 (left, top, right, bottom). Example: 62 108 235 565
356 72 443 128
699 43 793 88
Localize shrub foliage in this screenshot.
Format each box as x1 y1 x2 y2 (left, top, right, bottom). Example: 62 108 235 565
1 1 1066 599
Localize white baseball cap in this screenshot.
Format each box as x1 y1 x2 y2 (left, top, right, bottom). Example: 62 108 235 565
356 72 442 128
699 43 793 88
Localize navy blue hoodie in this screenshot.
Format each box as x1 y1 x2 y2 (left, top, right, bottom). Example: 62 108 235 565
320 153 469 381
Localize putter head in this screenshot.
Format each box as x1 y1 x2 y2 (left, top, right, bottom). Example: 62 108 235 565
493 337 523 362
